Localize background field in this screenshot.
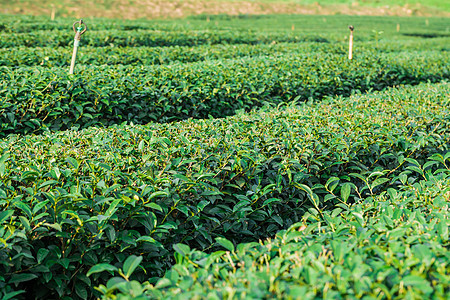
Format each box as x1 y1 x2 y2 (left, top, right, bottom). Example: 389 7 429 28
1 0 449 19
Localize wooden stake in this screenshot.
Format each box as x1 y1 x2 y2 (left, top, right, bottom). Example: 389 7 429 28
396 23 400 32
348 25 354 60
69 20 87 75
51 5 55 21
69 40 79 75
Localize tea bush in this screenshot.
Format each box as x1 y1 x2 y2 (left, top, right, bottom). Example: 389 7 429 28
0 29 331 48
0 83 449 299
1 51 448 136
1 12 449 300
101 164 450 299
1 39 448 68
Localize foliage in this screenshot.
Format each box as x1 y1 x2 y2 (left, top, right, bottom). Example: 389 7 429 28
0 12 449 300
1 51 449 136
1 14 449 35
101 165 450 299
0 83 449 298
1 39 448 68
1 14 449 49
0 29 331 48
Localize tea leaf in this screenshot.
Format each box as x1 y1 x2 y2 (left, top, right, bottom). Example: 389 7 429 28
215 237 234 252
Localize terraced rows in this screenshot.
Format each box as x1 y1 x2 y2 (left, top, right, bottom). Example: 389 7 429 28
0 13 449 300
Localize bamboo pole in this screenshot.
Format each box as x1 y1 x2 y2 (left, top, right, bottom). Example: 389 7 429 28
348 25 354 60
69 39 79 75
69 20 87 75
51 4 55 21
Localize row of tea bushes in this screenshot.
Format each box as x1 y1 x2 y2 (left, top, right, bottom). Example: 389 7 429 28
0 42 337 68
0 83 449 299
101 165 450 299
0 16 187 33
0 29 330 48
1 51 449 136
1 14 449 39
1 38 448 68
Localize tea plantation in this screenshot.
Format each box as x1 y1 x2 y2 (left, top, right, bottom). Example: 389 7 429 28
0 13 449 299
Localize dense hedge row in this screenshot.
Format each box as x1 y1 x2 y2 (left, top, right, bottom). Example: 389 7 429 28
103 167 450 299
1 14 449 37
0 42 333 67
0 83 449 299
0 17 183 33
1 39 448 68
0 29 330 48
1 51 448 136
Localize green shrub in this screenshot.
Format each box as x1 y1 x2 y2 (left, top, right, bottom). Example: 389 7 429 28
1 51 448 136
1 39 448 68
101 163 450 299
0 29 329 48
0 83 449 299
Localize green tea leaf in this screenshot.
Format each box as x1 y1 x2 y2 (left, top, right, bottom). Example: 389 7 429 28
173 244 190 257
87 264 118 277
262 198 281 206
402 275 432 294
75 283 88 300
0 151 9 177
2 290 25 300
66 157 79 169
44 223 62 232
19 216 31 232
340 183 351 203
0 210 13 224
14 202 32 219
325 177 339 192
215 237 234 252
148 191 168 201
371 178 389 190
9 273 38 284
122 255 143 278
37 248 50 264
